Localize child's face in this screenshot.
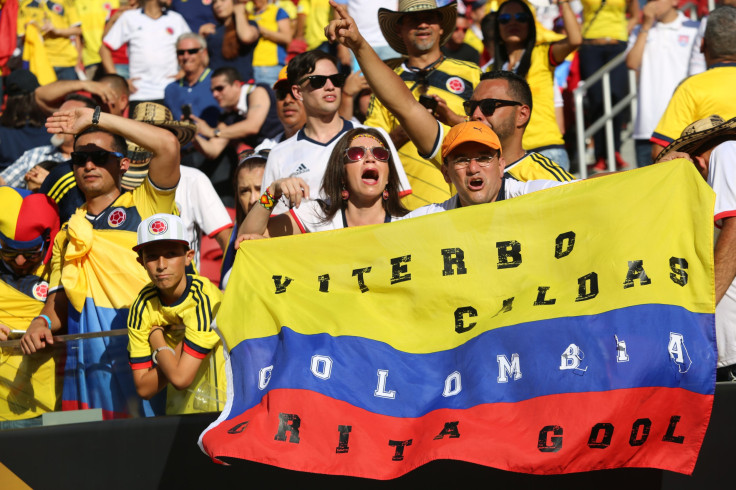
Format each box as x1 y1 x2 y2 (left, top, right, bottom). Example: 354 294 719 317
137 241 194 293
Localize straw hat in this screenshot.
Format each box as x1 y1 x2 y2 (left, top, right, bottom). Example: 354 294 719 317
655 115 736 163
378 0 457 56
122 102 197 190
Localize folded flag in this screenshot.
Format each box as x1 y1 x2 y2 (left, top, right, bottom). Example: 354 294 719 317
200 159 716 478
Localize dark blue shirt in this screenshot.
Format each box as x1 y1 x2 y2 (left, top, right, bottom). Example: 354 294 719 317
164 67 221 127
0 125 52 169
207 21 258 83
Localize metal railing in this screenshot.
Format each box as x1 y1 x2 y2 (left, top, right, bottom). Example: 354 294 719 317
573 50 638 179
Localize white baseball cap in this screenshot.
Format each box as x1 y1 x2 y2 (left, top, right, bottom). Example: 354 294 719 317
133 213 189 252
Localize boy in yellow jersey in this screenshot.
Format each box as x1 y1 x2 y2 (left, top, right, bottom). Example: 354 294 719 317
127 213 226 414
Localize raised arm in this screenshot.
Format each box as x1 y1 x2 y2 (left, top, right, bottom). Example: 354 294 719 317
35 80 118 114
234 4 260 44
325 0 440 156
46 107 181 188
239 177 307 238
550 0 582 64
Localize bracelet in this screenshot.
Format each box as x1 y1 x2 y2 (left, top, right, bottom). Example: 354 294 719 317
92 106 101 126
152 346 175 365
34 314 52 329
259 188 276 210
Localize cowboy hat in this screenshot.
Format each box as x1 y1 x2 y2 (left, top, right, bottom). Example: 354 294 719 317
122 103 196 190
378 0 457 56
655 115 736 163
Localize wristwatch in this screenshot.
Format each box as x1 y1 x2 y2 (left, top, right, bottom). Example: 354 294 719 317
213 128 221 138
92 106 101 126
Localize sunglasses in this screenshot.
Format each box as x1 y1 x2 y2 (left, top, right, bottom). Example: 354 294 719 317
211 85 228 93
176 47 202 56
498 12 531 24
297 74 346 90
275 87 290 100
463 98 522 117
0 244 44 261
345 145 390 162
71 150 125 166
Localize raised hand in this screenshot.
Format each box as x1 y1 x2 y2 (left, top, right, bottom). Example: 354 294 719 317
324 0 365 51
45 107 95 135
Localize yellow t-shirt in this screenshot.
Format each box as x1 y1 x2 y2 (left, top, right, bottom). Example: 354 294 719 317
651 65 736 147
297 0 332 51
18 0 81 68
127 274 226 414
75 0 118 67
0 262 62 420
581 0 629 41
521 43 565 150
505 151 575 182
249 4 289 68
365 57 481 210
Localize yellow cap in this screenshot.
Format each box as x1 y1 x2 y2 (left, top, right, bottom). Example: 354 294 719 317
273 66 289 90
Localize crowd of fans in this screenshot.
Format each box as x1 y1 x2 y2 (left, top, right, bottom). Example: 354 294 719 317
1 0 736 425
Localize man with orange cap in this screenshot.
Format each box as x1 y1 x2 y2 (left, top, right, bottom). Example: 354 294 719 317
0 187 61 425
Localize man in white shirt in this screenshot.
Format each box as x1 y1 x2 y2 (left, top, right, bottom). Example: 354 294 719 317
103 0 190 111
261 50 412 214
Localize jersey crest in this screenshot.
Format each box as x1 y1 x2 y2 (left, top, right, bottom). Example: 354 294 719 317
446 77 466 95
32 281 49 301
107 208 127 228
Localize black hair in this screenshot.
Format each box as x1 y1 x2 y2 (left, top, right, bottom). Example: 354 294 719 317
212 66 243 84
479 70 533 110
287 50 339 86
74 126 128 156
491 0 536 79
64 93 97 109
0 92 46 128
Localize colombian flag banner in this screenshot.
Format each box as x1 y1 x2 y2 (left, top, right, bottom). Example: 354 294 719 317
201 160 716 478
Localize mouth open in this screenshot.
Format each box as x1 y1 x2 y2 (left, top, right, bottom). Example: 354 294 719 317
362 168 379 184
468 177 484 191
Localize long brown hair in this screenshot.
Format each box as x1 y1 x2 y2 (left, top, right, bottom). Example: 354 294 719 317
318 127 409 222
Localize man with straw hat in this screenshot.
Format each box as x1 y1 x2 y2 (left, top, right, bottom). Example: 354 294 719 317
364 0 482 210
657 115 736 380
20 104 183 418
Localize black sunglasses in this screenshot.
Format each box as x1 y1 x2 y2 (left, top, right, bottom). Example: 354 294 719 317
274 87 290 100
176 47 202 56
71 150 125 167
498 12 531 24
297 74 346 90
463 98 522 117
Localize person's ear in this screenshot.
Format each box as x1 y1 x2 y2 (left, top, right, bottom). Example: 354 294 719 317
694 155 709 180
185 248 195 266
292 84 303 102
441 161 452 184
498 154 507 174
120 157 130 172
517 104 531 127
136 254 144 267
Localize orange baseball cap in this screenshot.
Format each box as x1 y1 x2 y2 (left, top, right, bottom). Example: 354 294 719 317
441 121 502 159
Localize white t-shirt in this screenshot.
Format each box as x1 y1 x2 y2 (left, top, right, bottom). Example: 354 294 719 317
688 16 707 77
103 9 191 101
398 178 573 219
628 12 700 140
334 0 395 48
175 166 233 269
261 119 412 214
708 142 736 367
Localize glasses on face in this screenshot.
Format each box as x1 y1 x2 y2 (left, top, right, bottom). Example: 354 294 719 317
297 74 346 90
211 85 228 93
274 87 290 100
498 12 531 24
463 98 522 117
71 150 125 167
0 243 44 261
177 47 202 56
450 154 498 168
345 145 390 162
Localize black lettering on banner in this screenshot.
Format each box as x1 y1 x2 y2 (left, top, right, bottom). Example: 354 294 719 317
390 255 412 284
227 421 249 434
441 248 467 276
555 231 576 259
433 421 461 440
669 257 689 287
352 267 372 293
493 297 515 317
629 418 651 446
454 306 478 333
318 274 330 293
336 425 352 453
496 240 522 269
662 415 685 444
388 439 413 461
575 272 599 301
272 275 293 294
538 425 563 452
274 413 301 443
623 260 652 289
534 286 557 306
587 422 614 449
